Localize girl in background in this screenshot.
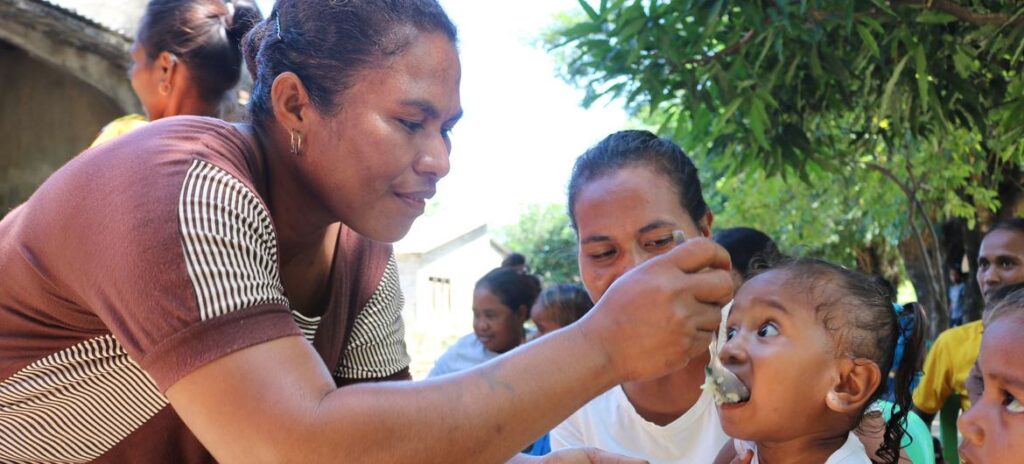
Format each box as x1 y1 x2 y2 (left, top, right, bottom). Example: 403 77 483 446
429 267 542 377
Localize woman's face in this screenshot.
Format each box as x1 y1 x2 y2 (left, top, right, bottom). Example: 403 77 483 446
473 287 525 354
574 165 710 302
128 42 166 120
977 229 1024 304
716 270 845 442
300 31 462 243
958 315 1024 464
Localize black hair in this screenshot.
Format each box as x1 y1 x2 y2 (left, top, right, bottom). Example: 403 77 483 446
476 267 542 316
713 227 781 279
988 286 1024 326
242 0 458 128
983 281 1024 326
534 284 593 328
987 218 1024 237
767 258 925 464
501 253 527 268
567 130 708 231
138 0 262 101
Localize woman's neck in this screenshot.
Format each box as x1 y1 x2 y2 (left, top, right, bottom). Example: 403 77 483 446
751 432 849 464
244 123 339 315
621 351 708 426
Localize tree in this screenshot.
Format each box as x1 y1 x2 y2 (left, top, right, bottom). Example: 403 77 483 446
499 203 581 285
548 0 1024 337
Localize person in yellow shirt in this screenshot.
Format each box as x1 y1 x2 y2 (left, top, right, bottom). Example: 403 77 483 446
913 218 1024 426
90 0 261 148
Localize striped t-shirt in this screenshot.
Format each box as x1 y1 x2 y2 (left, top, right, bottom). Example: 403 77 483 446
0 116 409 463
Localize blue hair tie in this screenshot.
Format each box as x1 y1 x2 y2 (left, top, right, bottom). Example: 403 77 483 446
891 303 913 372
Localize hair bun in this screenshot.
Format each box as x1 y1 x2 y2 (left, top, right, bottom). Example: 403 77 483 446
226 0 262 46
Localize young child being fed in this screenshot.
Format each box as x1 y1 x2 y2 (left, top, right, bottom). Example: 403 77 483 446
716 258 923 464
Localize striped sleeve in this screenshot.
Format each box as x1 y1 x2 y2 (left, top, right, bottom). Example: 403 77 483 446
336 254 411 379
137 160 298 390
177 160 289 319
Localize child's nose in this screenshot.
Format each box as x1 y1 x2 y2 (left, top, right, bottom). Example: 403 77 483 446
719 334 747 366
957 407 985 445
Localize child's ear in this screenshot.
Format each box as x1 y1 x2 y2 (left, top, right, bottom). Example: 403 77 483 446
825 358 882 413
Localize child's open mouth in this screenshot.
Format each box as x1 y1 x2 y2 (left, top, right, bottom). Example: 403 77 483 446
703 366 750 405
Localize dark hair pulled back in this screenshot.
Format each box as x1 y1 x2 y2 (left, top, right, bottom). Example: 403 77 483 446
138 0 262 101
242 0 458 128
767 258 925 464
476 268 542 316
713 227 781 279
567 130 708 231
535 284 593 327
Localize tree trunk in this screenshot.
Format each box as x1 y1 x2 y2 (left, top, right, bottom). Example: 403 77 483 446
961 222 984 323
899 235 947 340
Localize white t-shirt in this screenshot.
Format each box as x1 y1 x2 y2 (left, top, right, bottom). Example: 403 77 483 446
551 385 729 464
427 333 498 377
735 432 871 464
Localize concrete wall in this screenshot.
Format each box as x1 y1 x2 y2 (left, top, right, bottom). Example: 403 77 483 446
0 40 122 215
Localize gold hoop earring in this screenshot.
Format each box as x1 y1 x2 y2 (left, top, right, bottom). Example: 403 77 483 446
290 129 303 156
158 82 170 95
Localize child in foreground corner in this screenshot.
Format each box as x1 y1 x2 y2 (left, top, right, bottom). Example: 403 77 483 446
957 287 1024 464
714 258 923 464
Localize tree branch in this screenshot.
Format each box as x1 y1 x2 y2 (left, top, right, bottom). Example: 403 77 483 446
682 30 756 66
865 162 946 313
891 0 1024 27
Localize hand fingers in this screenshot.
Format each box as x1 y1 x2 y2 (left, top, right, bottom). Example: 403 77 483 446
583 447 650 464
681 300 726 334
680 269 735 308
662 237 733 274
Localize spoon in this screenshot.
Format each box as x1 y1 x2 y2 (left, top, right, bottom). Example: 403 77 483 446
672 231 749 405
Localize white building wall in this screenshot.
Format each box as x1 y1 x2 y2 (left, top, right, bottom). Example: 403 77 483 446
397 233 505 378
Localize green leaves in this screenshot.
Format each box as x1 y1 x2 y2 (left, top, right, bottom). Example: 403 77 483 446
500 204 580 284
578 0 600 21
880 54 909 119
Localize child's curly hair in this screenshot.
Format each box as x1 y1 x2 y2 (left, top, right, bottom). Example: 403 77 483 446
768 258 925 464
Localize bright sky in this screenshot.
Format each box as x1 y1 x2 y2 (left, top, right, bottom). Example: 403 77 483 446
255 0 632 229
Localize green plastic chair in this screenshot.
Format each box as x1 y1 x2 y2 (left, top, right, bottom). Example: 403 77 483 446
939 395 961 464
878 400 937 464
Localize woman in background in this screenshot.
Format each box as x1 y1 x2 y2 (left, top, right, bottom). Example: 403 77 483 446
92 0 261 146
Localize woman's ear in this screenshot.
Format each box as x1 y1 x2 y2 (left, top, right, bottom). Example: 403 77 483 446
269 71 313 130
699 211 714 238
825 358 882 413
157 51 177 86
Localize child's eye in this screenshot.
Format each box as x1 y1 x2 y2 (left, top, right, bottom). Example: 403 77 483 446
757 322 779 337
726 327 736 340
1004 392 1024 413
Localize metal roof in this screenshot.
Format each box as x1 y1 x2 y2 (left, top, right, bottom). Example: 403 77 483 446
37 0 147 38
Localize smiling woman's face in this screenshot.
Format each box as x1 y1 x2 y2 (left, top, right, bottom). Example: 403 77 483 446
297 31 463 243
472 286 524 354
573 165 709 302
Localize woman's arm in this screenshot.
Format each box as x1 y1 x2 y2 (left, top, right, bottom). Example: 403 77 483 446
167 238 734 463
